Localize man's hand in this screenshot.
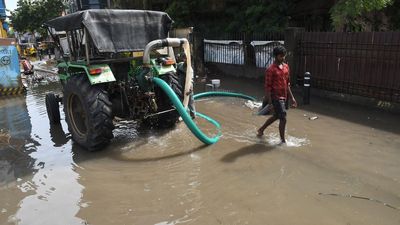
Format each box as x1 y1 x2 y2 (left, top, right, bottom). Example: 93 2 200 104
291 98 298 108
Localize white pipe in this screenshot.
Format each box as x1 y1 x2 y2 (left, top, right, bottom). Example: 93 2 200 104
143 39 163 66
182 39 193 109
143 38 185 65
142 38 193 109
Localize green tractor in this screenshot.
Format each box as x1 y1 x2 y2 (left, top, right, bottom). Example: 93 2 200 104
45 9 194 151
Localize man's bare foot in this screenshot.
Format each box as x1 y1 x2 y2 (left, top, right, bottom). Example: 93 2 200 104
278 140 286 146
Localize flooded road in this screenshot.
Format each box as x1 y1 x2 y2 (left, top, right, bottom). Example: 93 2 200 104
1 76 400 225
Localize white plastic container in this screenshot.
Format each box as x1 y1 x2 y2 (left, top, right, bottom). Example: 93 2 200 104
211 79 220 88
257 104 272 116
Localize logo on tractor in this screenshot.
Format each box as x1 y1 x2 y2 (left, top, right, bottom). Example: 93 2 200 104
0 56 11 66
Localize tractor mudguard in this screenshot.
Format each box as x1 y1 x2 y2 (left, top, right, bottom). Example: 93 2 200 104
85 64 116 84
57 62 116 85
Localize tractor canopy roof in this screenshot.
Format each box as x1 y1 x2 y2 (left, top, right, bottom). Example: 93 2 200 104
45 9 173 53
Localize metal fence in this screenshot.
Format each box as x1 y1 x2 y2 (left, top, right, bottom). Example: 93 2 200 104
196 31 400 103
204 39 244 64
253 41 284 68
295 32 400 103
202 32 284 68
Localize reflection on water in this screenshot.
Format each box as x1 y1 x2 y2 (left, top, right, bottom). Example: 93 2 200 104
49 124 69 147
0 95 36 190
0 96 32 140
0 82 85 225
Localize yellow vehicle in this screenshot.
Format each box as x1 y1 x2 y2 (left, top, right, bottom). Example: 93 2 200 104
21 43 37 56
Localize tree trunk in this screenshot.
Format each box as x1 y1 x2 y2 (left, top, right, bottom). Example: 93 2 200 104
143 0 148 9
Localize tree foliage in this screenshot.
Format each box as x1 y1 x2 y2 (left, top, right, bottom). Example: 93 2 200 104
386 0 400 30
330 0 393 31
224 1 291 32
165 0 207 28
111 0 150 9
10 0 65 37
98 0 400 32
166 0 291 33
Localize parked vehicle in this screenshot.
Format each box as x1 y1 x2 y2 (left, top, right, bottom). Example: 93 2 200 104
45 9 193 151
0 38 26 96
20 43 37 56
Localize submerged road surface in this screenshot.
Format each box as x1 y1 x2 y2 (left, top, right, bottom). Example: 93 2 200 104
1 76 400 225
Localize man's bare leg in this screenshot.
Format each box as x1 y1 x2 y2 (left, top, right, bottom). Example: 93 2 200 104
278 118 287 143
257 115 278 137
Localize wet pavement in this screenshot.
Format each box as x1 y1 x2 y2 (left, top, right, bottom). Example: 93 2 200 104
1 74 400 225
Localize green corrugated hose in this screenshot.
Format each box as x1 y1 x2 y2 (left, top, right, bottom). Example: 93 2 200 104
193 91 256 101
153 77 257 145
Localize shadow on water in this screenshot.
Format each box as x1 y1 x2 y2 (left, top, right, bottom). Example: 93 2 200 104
70 143 209 163
69 124 210 163
221 144 276 163
110 145 209 162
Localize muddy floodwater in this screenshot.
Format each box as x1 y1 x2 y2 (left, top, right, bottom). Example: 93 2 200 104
1 76 400 225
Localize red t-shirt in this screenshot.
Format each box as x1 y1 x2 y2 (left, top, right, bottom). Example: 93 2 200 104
265 63 290 100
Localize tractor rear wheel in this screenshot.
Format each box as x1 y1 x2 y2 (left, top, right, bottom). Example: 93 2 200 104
63 76 114 151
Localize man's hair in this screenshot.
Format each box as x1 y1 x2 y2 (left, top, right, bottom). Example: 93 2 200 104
273 46 286 57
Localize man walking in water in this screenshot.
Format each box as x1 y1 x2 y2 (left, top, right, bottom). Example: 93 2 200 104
257 46 297 144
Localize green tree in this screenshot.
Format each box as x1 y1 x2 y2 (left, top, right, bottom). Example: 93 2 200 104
330 0 393 31
166 0 291 33
224 0 291 32
165 0 200 28
111 0 145 9
10 0 65 37
386 0 400 30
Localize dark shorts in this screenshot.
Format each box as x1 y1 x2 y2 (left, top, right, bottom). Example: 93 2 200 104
272 99 287 119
